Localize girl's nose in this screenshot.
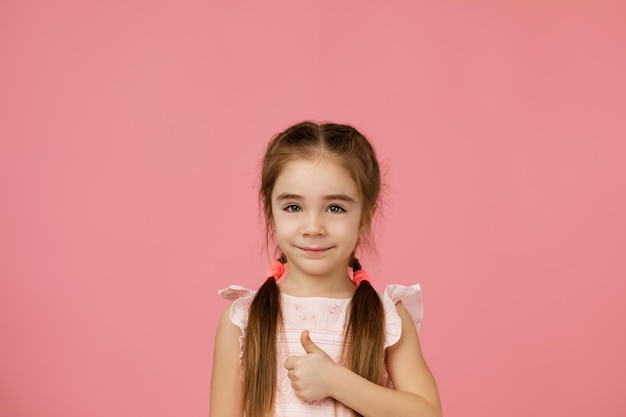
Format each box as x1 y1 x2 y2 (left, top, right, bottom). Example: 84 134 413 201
301 212 326 236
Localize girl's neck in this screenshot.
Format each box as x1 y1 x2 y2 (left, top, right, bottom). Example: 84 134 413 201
278 270 356 299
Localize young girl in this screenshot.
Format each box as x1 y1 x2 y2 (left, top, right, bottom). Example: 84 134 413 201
210 122 441 417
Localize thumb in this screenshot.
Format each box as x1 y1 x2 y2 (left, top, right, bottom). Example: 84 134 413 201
301 330 324 354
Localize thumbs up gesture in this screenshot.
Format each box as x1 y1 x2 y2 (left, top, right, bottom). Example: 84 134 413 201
283 330 337 401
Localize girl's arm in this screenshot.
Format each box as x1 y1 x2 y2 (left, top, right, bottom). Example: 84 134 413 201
336 301 442 417
209 305 244 417
286 301 441 417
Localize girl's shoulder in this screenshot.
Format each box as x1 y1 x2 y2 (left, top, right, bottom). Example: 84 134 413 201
380 283 424 348
218 285 256 334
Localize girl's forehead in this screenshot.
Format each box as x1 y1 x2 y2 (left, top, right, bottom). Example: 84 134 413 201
272 158 360 199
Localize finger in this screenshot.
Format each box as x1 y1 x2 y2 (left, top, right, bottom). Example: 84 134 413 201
284 355 296 370
300 330 324 354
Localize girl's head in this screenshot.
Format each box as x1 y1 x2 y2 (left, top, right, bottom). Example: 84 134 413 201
260 121 381 259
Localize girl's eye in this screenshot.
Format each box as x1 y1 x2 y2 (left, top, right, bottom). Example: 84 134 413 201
284 204 302 213
328 205 345 213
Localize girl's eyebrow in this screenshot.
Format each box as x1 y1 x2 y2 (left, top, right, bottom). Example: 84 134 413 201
275 193 356 203
276 193 302 201
325 194 356 203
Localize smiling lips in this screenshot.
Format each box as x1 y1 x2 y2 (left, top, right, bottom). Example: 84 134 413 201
297 246 333 255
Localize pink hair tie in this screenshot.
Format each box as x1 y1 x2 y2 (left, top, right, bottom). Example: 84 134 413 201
353 269 370 286
266 260 285 280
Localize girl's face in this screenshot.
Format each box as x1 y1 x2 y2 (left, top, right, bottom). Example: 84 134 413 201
271 157 363 282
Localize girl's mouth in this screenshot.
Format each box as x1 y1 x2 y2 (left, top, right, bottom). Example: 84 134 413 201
298 246 332 255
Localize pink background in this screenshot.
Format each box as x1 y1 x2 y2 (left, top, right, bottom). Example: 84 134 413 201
1 1 625 416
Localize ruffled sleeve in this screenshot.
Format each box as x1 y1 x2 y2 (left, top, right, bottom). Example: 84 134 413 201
218 285 256 364
382 284 424 348
218 285 256 334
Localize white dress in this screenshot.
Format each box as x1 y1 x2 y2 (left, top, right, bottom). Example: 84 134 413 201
219 284 423 417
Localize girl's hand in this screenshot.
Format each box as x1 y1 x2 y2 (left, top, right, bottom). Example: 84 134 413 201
283 330 337 402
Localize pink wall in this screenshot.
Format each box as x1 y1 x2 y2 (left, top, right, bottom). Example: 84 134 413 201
1 1 625 416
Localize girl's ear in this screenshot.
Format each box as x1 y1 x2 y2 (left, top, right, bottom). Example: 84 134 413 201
359 204 377 234
371 204 377 219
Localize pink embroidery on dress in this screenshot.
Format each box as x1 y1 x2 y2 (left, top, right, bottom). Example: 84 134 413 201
298 313 317 326
328 304 341 317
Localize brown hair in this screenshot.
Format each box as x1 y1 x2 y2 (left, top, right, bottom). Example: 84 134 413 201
243 121 385 417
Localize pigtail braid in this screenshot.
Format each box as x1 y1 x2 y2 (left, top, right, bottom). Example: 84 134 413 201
343 258 385 417
243 260 284 417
